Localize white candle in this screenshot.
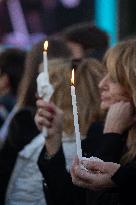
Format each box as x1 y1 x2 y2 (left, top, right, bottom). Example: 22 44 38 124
43 40 49 82
71 69 82 159
43 41 48 137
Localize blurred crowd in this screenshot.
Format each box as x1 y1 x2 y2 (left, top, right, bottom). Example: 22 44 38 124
0 8 136 205
0 0 92 46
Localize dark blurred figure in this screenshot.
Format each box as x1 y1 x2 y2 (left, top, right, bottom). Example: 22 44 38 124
0 0 93 46
0 48 26 127
41 0 93 34
61 22 109 59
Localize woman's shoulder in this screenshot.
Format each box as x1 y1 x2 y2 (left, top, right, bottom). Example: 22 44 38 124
7 107 39 151
13 107 35 119
10 107 38 134
11 107 36 128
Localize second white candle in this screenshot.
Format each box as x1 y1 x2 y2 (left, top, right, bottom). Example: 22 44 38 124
71 71 82 159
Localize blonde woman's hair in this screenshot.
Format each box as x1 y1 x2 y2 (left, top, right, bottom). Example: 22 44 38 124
48 58 104 136
103 38 136 164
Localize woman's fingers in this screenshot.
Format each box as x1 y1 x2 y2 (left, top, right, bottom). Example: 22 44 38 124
81 160 119 174
70 158 118 191
104 101 135 134
38 108 54 120
34 114 43 130
36 99 55 112
71 159 99 190
81 160 104 172
35 109 53 129
71 157 92 184
35 100 57 128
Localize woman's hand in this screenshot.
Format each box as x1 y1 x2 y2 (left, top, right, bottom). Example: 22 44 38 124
35 99 64 155
70 157 120 191
104 101 135 134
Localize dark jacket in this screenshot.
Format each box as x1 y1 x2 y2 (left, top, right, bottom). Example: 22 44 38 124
112 161 136 205
0 108 39 205
38 122 134 205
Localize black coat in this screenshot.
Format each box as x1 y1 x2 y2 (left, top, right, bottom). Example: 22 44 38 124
38 122 136 205
0 108 39 205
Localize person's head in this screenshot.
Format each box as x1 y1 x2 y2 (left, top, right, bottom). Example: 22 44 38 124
0 48 26 96
17 37 72 109
61 22 109 59
48 58 104 136
46 36 73 59
99 38 136 163
99 39 136 111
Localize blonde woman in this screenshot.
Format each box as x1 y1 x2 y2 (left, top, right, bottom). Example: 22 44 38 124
71 38 136 205
35 57 105 204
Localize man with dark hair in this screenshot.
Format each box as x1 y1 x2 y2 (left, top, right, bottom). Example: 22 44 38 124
61 22 109 60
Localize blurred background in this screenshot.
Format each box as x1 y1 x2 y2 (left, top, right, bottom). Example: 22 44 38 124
0 0 135 49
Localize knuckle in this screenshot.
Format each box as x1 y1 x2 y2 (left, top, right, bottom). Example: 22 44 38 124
72 177 76 184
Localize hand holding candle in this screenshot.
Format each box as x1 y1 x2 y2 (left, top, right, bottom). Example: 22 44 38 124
71 69 82 159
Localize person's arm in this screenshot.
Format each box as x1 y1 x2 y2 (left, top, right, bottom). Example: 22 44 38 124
36 99 85 205
85 102 134 162
100 101 134 162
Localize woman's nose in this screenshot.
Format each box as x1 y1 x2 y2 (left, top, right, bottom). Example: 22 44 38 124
99 75 108 90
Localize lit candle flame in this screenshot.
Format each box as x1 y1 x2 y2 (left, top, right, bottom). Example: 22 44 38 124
44 40 48 51
71 69 74 85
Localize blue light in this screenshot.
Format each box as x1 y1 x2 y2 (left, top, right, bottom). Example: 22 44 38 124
95 0 118 46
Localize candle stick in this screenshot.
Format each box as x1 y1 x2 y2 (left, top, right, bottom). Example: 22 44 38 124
37 40 54 138
71 69 82 159
43 40 49 81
